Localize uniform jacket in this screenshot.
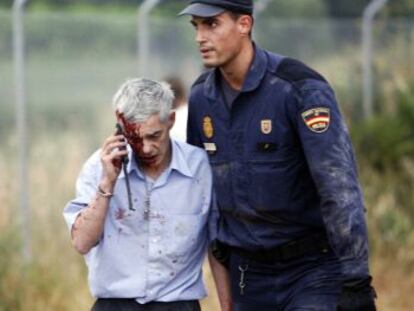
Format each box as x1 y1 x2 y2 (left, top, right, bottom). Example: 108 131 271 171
187 45 370 279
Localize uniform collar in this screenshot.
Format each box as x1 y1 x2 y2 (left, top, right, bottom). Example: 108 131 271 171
242 44 268 92
204 43 268 99
119 140 193 180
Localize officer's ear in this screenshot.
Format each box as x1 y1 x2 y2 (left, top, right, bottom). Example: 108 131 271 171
238 15 253 37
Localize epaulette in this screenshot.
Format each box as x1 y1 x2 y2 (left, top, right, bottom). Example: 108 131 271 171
192 69 213 87
276 58 327 84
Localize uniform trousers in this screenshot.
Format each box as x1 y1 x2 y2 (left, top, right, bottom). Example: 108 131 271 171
91 299 200 311
230 250 343 311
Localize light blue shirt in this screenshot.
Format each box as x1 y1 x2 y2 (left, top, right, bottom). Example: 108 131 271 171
63 140 216 303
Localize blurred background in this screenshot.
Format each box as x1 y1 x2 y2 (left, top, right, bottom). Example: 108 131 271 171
1 0 414 310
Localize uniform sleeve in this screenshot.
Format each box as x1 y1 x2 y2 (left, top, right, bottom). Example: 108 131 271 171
291 84 370 279
186 94 203 148
63 150 101 232
207 190 220 243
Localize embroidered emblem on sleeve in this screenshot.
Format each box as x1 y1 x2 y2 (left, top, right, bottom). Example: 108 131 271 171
203 116 214 138
301 108 330 133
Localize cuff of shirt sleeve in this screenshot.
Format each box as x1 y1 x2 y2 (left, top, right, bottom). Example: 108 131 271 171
63 201 88 232
67 210 83 233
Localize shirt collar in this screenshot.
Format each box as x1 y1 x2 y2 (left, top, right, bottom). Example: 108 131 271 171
119 140 193 179
204 43 268 99
168 140 193 178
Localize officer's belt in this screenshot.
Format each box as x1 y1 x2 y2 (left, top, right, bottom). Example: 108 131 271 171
230 234 331 263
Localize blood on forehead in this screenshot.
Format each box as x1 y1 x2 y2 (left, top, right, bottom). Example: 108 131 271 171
117 112 143 145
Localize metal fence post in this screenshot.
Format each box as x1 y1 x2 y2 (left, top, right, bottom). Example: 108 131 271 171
137 0 162 77
362 0 389 118
12 0 30 263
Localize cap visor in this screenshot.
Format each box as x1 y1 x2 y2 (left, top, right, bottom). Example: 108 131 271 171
178 3 225 17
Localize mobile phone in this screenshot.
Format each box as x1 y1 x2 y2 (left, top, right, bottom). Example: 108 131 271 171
115 123 134 211
115 123 129 165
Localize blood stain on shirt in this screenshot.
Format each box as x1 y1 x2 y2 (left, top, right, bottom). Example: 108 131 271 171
115 208 126 220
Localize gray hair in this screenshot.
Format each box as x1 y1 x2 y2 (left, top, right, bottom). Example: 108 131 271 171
112 78 174 123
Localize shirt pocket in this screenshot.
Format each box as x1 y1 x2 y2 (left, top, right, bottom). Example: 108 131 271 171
157 177 209 215
164 214 208 264
247 149 298 213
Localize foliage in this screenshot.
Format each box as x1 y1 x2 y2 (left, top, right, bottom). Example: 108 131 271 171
0 228 22 311
0 0 10 8
0 0 141 9
323 0 371 17
1 0 414 17
261 0 327 18
351 84 414 250
385 0 414 17
351 85 414 172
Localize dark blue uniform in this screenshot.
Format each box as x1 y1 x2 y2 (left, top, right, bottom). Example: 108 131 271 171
187 45 371 310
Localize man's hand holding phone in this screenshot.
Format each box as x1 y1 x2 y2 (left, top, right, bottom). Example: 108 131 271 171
99 126 129 188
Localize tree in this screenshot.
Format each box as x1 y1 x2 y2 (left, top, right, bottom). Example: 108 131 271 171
323 0 414 18
386 0 414 17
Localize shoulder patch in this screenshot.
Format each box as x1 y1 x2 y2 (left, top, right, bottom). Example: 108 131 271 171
301 107 330 133
277 58 326 84
192 69 213 87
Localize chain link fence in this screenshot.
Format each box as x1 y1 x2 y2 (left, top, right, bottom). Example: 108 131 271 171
1 10 413 139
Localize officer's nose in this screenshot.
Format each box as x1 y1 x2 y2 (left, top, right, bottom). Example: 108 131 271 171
195 28 206 44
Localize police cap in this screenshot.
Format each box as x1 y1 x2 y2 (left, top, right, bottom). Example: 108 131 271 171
178 0 253 17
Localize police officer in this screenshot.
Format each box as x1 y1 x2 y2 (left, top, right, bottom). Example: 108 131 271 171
179 1 376 310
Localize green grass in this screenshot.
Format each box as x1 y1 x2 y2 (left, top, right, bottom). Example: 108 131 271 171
2 111 414 310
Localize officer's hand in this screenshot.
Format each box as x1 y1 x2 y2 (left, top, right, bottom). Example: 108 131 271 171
337 276 377 311
100 134 128 185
